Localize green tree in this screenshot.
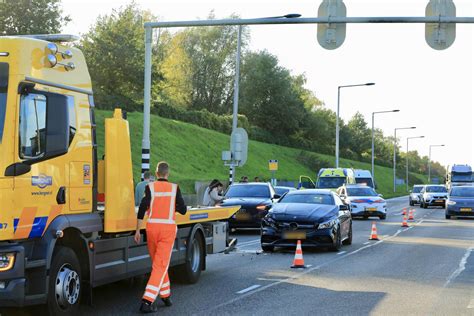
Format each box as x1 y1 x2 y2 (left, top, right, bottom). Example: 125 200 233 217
0 0 70 35
78 2 162 111
240 50 307 139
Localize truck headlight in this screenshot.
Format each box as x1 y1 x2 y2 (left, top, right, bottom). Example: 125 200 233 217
447 201 456 206
0 253 15 272
318 219 337 229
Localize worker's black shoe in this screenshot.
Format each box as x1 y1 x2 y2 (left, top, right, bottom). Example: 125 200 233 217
162 297 173 307
139 300 158 313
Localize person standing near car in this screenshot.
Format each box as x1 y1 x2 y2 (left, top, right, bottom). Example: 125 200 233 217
134 161 187 313
135 171 151 207
205 181 225 206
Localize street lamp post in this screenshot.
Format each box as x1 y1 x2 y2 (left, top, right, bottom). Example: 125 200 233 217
336 82 375 168
428 144 445 183
228 13 301 185
371 109 399 180
393 126 416 193
406 136 425 191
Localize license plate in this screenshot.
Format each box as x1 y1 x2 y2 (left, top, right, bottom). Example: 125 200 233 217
283 231 306 240
460 208 472 212
365 207 377 211
235 212 251 220
435 200 444 203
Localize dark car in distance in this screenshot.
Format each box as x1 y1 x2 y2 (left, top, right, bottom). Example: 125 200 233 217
221 182 280 229
445 186 474 219
260 189 352 252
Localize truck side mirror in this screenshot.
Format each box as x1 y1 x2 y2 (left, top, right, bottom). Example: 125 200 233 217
44 93 70 159
4 162 31 176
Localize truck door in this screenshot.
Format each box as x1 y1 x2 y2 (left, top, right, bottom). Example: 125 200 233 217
11 90 71 240
0 65 14 240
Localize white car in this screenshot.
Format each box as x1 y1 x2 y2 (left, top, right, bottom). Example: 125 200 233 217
337 185 387 220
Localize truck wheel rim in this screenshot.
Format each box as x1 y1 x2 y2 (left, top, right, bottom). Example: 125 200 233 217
55 264 80 309
191 240 200 272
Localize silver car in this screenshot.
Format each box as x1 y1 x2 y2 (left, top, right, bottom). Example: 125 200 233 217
409 185 424 206
420 185 448 208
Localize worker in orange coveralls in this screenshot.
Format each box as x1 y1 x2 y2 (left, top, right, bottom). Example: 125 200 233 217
134 161 187 313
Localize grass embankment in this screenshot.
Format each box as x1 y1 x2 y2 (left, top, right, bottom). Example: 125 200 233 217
95 110 425 198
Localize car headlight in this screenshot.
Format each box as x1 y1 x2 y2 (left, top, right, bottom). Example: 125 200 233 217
318 219 337 229
262 216 277 228
425 194 433 199
447 201 456 205
0 253 15 272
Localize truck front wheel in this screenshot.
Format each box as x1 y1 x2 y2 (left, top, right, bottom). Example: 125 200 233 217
176 232 204 284
48 246 81 315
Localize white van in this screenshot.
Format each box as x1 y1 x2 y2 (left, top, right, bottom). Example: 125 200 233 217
354 169 375 188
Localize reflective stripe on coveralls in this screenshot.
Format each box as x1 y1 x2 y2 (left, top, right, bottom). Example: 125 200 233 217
143 181 178 303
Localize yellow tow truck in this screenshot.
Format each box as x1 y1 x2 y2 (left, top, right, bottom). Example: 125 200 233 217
0 35 239 314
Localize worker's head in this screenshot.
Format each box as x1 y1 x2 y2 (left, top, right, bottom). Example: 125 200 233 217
143 171 151 181
156 161 170 179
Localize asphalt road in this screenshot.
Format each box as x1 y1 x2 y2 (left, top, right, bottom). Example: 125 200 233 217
3 196 474 315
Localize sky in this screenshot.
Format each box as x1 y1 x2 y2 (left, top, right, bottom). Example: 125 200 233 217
62 0 474 168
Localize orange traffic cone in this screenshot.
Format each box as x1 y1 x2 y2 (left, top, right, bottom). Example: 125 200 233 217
291 240 306 269
369 222 379 240
408 209 414 221
401 214 409 227
402 207 407 215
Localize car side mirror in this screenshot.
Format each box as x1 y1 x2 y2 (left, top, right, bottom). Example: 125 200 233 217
273 194 281 199
378 194 384 197
4 162 31 176
339 204 349 211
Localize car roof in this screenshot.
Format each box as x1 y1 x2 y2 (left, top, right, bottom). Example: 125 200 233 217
287 189 333 195
343 184 372 188
231 182 269 186
425 184 446 187
413 185 424 187
275 186 296 189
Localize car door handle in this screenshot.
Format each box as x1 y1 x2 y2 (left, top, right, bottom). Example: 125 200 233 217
56 187 66 205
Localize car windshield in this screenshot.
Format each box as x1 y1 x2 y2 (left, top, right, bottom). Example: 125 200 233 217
280 193 334 205
450 187 474 197
225 185 270 198
0 92 6 143
412 186 423 193
355 178 374 187
426 186 447 193
347 187 378 197
275 187 293 195
317 177 346 189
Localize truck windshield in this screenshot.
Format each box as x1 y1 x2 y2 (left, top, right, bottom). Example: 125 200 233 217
317 177 346 189
355 178 374 188
452 173 473 182
0 92 6 143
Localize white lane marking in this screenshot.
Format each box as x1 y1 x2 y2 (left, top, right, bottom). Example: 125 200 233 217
363 242 370 245
236 284 261 294
207 223 413 314
444 246 474 287
337 251 347 255
468 298 474 309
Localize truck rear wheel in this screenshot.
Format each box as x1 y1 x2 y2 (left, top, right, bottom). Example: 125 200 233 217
176 232 204 284
48 246 81 316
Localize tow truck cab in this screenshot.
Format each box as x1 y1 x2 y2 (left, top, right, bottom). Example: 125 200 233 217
0 36 238 312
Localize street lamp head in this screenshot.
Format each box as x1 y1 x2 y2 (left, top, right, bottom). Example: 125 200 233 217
365 82 375 86
284 13 302 18
420 136 425 138
393 109 400 112
410 126 416 129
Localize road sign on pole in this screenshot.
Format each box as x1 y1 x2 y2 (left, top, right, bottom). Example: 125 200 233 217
425 0 456 50
268 160 279 171
317 0 347 50
231 128 248 167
